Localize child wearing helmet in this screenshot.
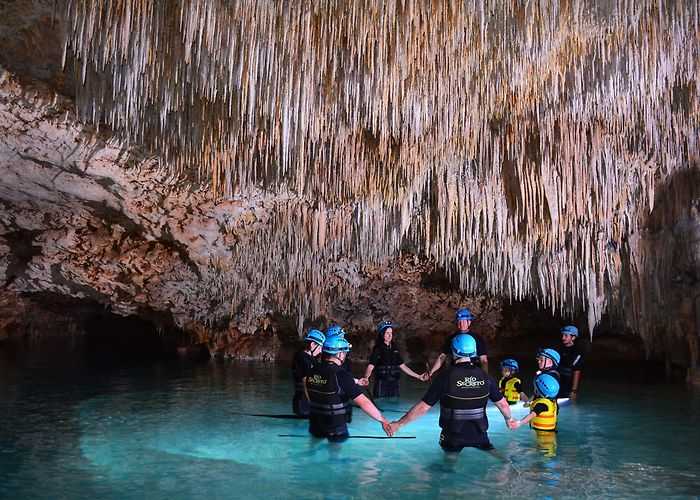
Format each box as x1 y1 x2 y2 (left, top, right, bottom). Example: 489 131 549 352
511 373 560 431
291 329 325 416
525 348 561 403
359 321 424 398
498 359 527 404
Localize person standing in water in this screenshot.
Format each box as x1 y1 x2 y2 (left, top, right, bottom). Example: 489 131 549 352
359 321 423 398
305 336 390 441
385 334 515 452
423 309 489 380
558 325 584 400
291 329 325 416
498 359 528 404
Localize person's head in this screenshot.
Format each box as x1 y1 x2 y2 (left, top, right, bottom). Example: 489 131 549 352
325 325 346 339
455 309 473 333
534 373 560 399
536 348 560 370
561 325 579 347
500 359 519 378
377 321 394 345
304 329 325 356
322 335 352 363
451 333 477 362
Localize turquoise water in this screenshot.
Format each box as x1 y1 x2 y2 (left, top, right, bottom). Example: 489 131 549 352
2 341 700 499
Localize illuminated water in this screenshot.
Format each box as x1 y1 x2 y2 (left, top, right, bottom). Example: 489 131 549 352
2 340 700 499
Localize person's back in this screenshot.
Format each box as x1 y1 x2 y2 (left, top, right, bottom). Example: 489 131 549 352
306 360 352 436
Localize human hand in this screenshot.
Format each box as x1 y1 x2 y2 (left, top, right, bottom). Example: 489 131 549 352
569 391 577 400
381 420 393 436
358 377 369 387
506 418 519 430
386 421 401 436
420 372 431 382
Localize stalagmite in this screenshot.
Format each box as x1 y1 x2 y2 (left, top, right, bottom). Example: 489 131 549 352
55 0 699 343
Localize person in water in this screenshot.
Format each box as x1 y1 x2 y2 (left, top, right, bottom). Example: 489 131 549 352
526 348 560 402
385 334 515 452
305 335 390 441
510 374 560 457
423 309 489 380
291 329 325 416
358 321 424 398
325 325 354 376
558 325 584 400
498 359 527 404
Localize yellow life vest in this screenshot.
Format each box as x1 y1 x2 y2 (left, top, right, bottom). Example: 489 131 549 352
499 376 521 403
530 397 558 431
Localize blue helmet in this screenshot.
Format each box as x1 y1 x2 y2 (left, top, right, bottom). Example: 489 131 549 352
452 334 477 359
500 359 519 372
322 336 352 355
325 325 346 339
534 374 560 399
377 321 394 334
561 325 579 337
304 329 325 345
455 309 473 321
537 348 561 368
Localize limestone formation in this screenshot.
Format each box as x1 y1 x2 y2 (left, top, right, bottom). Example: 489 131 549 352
0 1 698 376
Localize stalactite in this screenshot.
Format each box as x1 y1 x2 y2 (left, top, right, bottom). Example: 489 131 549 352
60 0 699 339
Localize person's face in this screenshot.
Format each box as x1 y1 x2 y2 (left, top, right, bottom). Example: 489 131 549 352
456 319 471 332
383 328 393 344
537 355 549 370
562 333 576 347
501 368 513 378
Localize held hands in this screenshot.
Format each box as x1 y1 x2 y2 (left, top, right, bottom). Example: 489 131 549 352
420 372 431 382
357 377 369 387
383 421 401 437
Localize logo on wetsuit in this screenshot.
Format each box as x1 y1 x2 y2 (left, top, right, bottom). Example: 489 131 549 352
307 374 327 385
456 376 485 388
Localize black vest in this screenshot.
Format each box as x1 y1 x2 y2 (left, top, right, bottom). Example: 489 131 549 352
374 343 402 380
291 351 316 392
439 363 490 433
306 362 351 428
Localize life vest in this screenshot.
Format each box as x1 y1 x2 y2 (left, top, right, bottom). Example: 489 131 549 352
374 343 402 380
530 397 558 431
439 363 490 433
499 376 521 403
306 362 351 428
291 351 316 393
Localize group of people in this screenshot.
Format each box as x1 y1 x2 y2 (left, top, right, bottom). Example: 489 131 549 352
291 309 584 453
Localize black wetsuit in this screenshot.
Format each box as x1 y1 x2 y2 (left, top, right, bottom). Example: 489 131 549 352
369 342 403 398
558 344 584 395
422 361 504 452
291 350 317 416
306 360 362 441
441 332 488 368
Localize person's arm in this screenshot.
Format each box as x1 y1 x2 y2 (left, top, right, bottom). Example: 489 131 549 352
399 363 423 380
353 393 388 424
303 378 310 402
495 397 515 428
479 354 489 374
359 364 375 386
425 353 447 379
513 402 546 429
513 410 537 429
386 401 432 435
569 371 581 399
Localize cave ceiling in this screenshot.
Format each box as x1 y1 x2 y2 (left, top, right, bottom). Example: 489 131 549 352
0 0 698 348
